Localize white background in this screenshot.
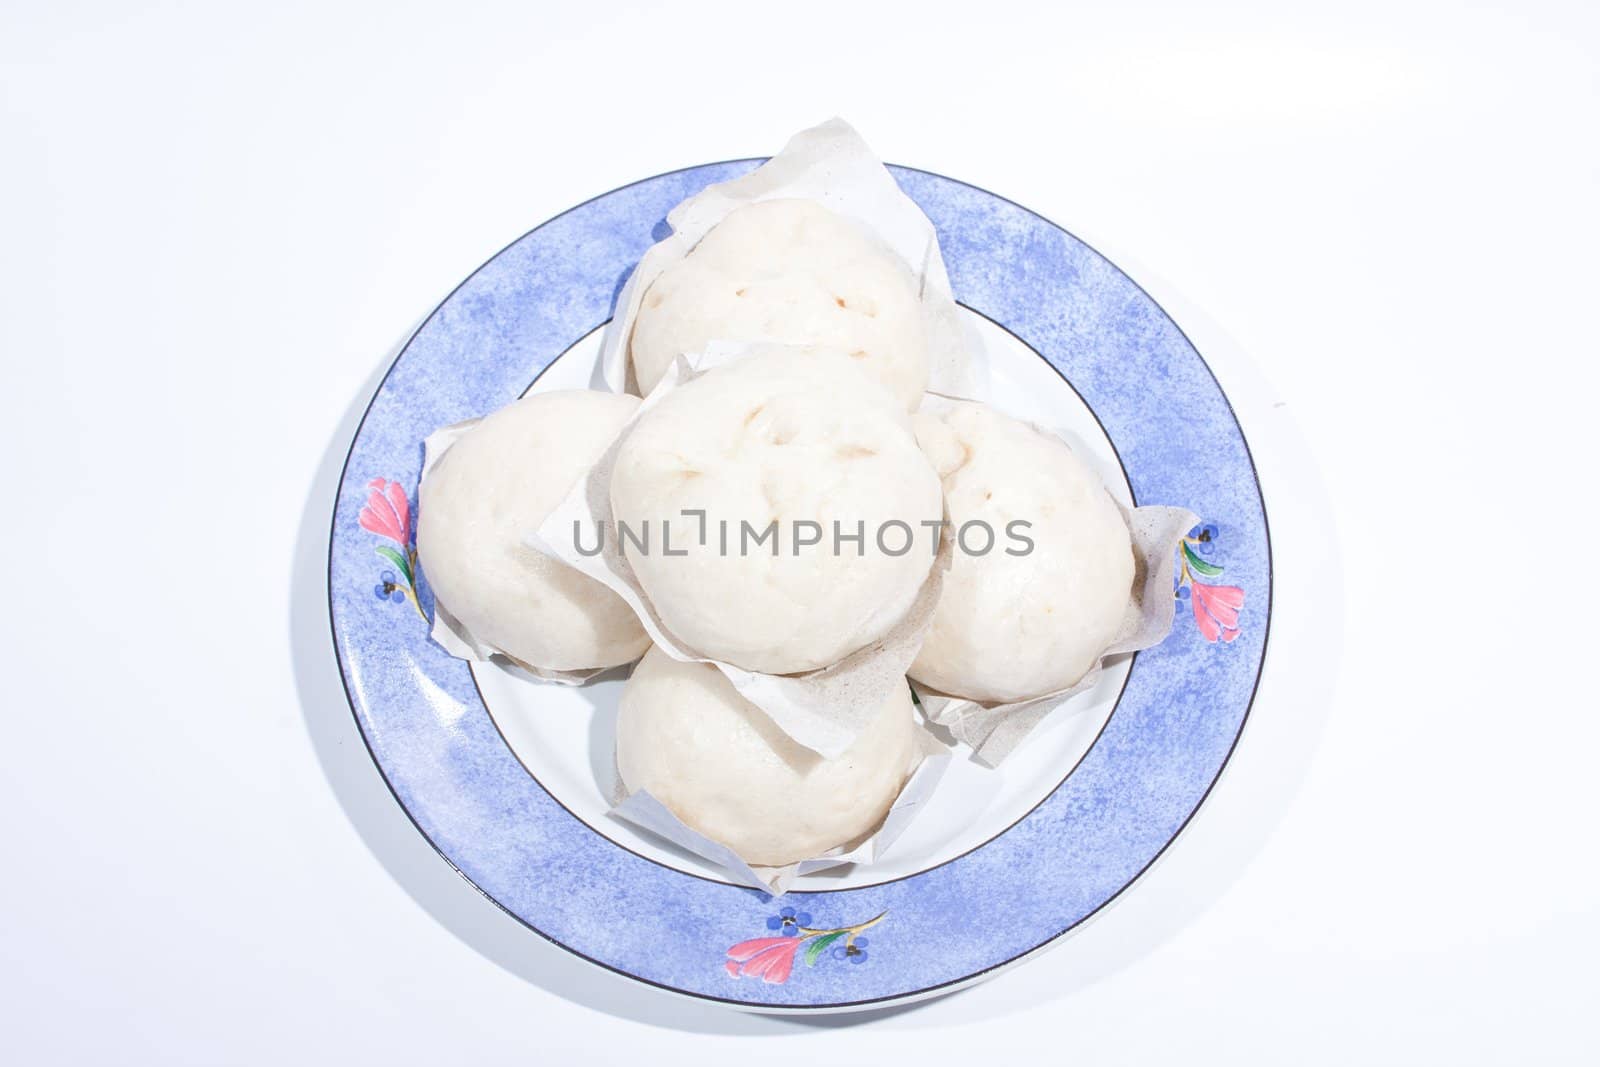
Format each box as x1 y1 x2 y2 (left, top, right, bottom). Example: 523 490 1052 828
3 2 1596 1063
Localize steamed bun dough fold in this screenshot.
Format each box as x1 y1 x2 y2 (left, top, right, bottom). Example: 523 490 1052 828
909 401 1134 704
417 390 651 673
609 349 944 675
629 199 932 410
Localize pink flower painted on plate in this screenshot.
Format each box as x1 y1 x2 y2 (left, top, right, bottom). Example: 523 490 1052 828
359 477 412 545
1191 580 1244 643
1174 522 1245 643
722 910 885 985
724 937 804 984
357 477 427 621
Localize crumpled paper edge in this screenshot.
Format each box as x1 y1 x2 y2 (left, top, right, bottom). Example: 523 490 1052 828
913 501 1198 766
529 342 953 759
419 420 605 686
609 724 951 895
597 116 986 404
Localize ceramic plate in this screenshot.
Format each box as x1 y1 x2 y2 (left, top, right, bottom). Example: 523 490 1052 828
328 161 1270 1011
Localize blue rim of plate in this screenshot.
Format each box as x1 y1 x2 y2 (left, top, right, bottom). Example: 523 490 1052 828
327 160 1272 1010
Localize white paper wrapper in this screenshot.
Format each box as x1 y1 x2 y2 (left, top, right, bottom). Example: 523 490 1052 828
598 117 985 403
610 727 951 895
530 342 953 760
913 502 1198 765
419 421 606 686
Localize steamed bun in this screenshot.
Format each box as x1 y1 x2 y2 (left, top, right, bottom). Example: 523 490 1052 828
417 390 649 672
617 646 919 866
609 350 943 674
630 199 930 409
909 402 1134 703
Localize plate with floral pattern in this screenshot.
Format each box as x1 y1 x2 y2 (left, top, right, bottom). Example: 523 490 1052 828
328 160 1270 1011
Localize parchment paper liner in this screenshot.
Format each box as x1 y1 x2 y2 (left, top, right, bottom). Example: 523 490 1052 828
610 723 951 895
598 117 985 403
531 342 953 760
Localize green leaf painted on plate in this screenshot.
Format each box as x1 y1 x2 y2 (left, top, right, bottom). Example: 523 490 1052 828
375 544 413 586
1182 542 1224 578
805 931 846 965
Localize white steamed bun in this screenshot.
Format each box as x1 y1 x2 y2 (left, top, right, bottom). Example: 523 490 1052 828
609 350 943 674
909 402 1134 703
417 390 649 672
630 199 931 410
616 646 919 866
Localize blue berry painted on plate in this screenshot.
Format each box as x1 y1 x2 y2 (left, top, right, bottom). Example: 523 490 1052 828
767 906 812 936
832 937 870 964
